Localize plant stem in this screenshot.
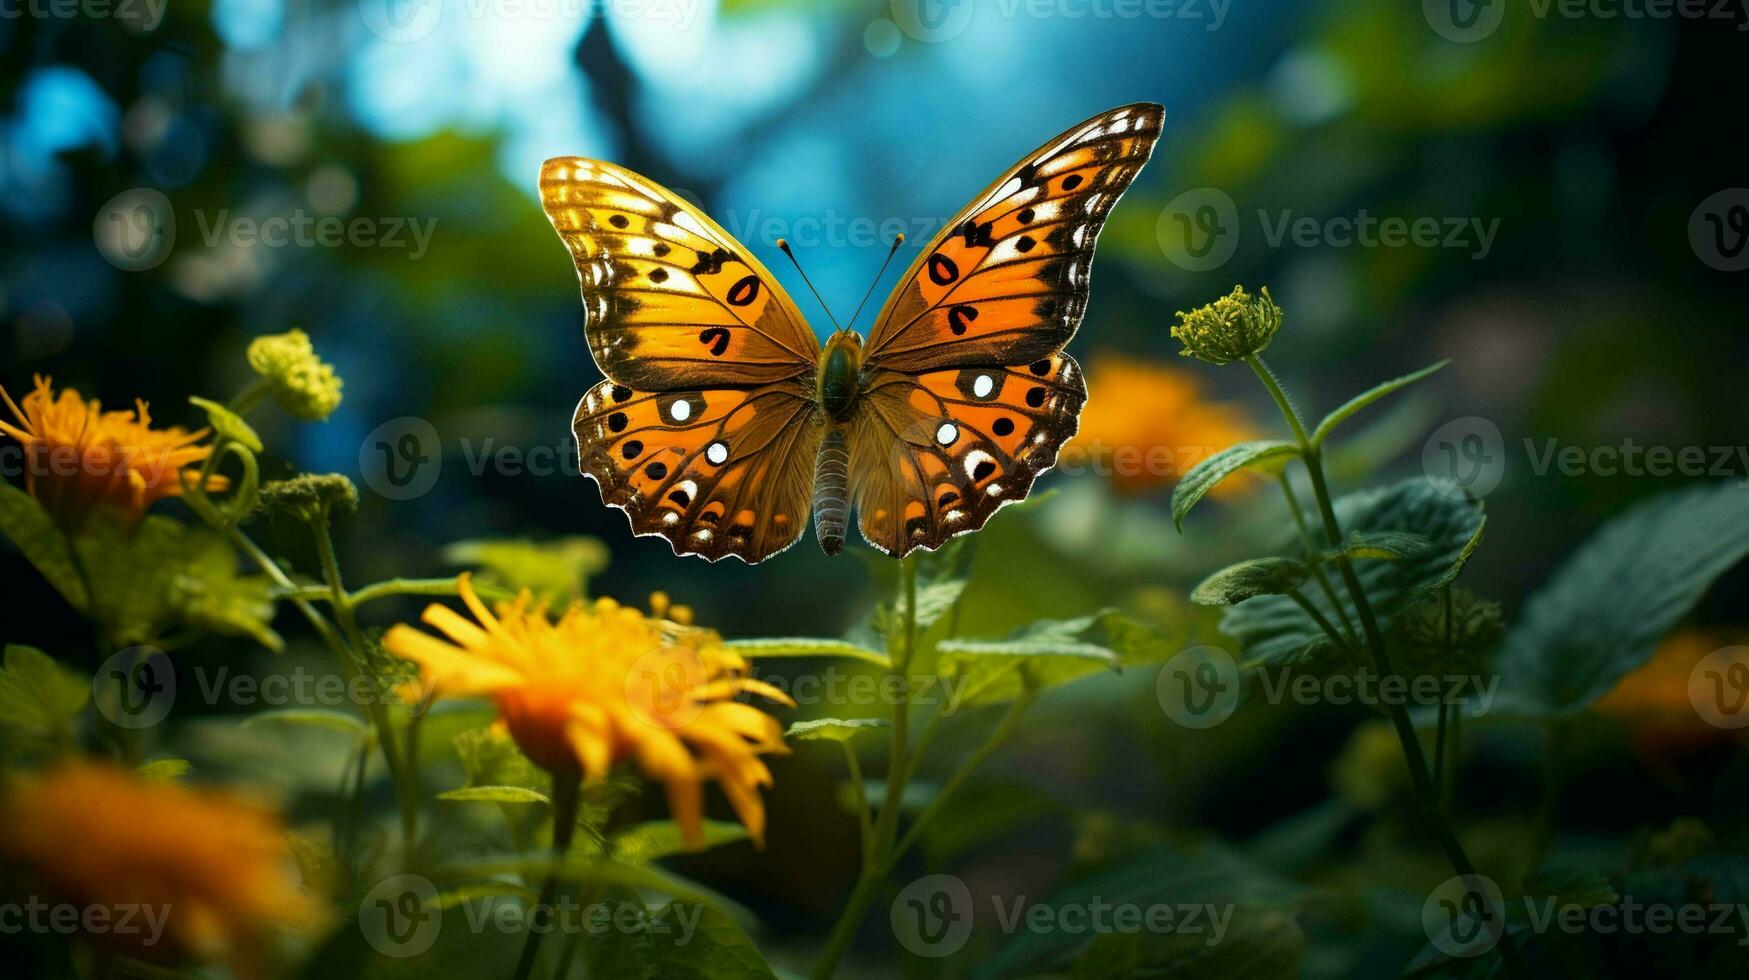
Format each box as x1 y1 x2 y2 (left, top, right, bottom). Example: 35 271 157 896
812 556 917 980
1247 355 1528 980
842 741 874 856
1278 473 1358 643
889 690 1033 860
514 770 581 980
311 512 420 847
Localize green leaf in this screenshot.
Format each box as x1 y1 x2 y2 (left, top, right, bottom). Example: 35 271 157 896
784 717 890 742
609 820 749 862
0 482 88 609
187 396 263 452
1172 441 1299 531
1066 907 1304 980
171 533 281 651
436 785 550 805
720 638 889 668
1329 530 1432 561
939 610 1173 706
1219 479 1485 667
977 836 1302 979
584 902 778 980
1310 360 1448 448
1494 481 1749 717
1191 558 1309 606
442 536 609 605
453 726 546 793
914 535 975 631
136 758 191 780
430 881 538 910
0 645 89 744
241 707 367 737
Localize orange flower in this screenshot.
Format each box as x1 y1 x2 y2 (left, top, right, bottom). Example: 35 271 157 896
0 375 227 530
1061 353 1259 494
383 575 793 846
1596 628 1749 753
0 762 323 977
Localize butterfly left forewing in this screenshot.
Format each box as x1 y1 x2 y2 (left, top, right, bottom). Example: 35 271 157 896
862 103 1164 372
575 377 820 563
847 353 1086 556
541 157 821 390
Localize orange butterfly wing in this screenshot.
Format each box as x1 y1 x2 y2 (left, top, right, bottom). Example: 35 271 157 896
541 158 822 562
850 103 1163 556
573 378 820 563
540 157 820 389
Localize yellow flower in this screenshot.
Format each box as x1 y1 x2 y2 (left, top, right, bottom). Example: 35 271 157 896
383 574 794 846
1061 353 1259 494
0 375 228 530
1170 284 1283 366
246 329 342 421
0 762 323 977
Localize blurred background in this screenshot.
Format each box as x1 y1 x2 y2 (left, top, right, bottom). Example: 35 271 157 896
5 0 1749 975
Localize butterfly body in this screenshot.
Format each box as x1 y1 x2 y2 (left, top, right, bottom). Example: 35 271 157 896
543 103 1164 563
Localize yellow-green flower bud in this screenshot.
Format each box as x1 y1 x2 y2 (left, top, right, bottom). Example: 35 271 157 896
257 474 358 523
246 329 343 421
1170 285 1283 366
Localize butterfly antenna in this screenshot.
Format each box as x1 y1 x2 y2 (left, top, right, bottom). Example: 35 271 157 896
846 234 905 334
776 239 842 331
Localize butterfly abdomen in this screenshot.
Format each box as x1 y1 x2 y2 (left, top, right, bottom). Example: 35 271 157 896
813 424 851 556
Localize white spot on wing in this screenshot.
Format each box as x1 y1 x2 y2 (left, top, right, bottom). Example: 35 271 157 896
669 400 692 422
972 374 995 399
935 422 958 446
706 442 729 465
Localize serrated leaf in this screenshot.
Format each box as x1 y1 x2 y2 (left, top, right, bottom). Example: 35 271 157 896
136 758 191 780
1172 441 1299 531
442 536 609 605
0 483 88 610
784 717 890 742
608 819 749 862
1494 481 1749 717
1192 558 1310 606
720 637 889 668
1310 360 1448 448
1330 530 1432 561
436 785 551 805
171 533 281 651
0 645 89 743
1219 479 1485 667
241 707 367 736
584 902 778 980
939 610 1172 706
188 396 263 453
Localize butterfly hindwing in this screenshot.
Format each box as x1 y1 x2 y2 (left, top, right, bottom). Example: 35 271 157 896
847 353 1086 556
541 157 821 389
574 378 821 563
861 103 1164 373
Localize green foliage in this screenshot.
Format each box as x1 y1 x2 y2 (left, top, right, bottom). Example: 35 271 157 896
784 717 890 741
1172 441 1299 531
938 610 1172 706
172 532 283 651
1493 480 1749 717
0 482 88 609
1309 361 1448 448
442 535 609 605
721 638 889 668
188 396 263 452
1067 907 1304 980
1219 479 1485 666
1328 530 1432 562
136 758 192 779
241 707 368 738
583 903 778 980
0 644 88 751
1191 558 1310 606
436 785 550 804
607 820 750 862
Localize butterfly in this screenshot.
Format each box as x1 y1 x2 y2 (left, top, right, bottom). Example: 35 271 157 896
539 102 1164 563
